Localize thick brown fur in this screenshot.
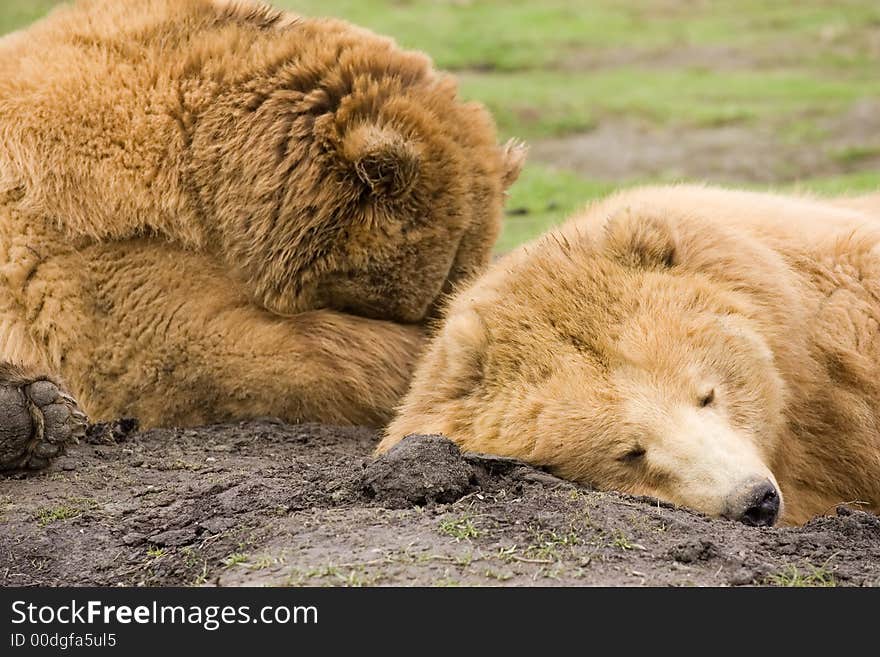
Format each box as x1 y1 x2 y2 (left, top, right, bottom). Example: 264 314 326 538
380 185 880 525
0 0 524 433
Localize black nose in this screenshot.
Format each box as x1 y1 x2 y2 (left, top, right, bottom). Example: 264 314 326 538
738 481 780 527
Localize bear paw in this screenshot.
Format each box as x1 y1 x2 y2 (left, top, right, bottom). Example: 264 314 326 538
0 377 87 471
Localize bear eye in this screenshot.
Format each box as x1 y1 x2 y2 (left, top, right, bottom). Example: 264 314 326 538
698 388 715 407
619 446 646 463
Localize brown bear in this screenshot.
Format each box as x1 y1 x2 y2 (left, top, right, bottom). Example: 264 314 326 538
0 0 524 469
379 185 880 526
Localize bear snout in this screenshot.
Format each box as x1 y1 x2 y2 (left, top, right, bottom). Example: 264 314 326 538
722 478 781 527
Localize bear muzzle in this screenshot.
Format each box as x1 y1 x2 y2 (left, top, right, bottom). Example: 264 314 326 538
721 477 782 527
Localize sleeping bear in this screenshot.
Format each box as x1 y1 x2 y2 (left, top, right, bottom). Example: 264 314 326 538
380 185 880 526
0 0 524 469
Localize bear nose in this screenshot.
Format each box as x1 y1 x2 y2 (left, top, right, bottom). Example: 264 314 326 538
736 480 780 527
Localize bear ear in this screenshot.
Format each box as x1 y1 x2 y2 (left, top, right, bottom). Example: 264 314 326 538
342 124 420 200
604 209 678 269
501 139 527 190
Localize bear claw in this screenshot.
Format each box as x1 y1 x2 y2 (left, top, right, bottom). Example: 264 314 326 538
0 378 87 471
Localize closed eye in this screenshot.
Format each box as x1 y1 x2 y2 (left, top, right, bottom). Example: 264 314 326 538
699 388 715 407
618 446 646 463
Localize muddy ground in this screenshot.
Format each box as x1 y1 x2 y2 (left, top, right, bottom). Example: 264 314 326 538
1 420 877 587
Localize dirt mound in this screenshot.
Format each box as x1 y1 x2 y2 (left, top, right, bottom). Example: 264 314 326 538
362 435 476 508
1 421 877 586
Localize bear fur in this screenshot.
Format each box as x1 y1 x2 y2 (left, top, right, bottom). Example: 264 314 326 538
0 0 525 467
379 185 880 526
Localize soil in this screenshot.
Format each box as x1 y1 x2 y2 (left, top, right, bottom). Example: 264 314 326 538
529 100 880 184
2 421 877 587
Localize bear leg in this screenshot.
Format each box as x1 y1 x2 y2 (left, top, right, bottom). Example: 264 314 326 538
0 363 87 471
65 239 426 428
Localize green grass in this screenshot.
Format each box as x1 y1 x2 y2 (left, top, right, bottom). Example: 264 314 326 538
499 164 617 251
0 0 61 35
524 528 580 562
788 170 880 196
831 145 880 165
281 1 880 74
438 514 481 542
222 552 250 567
501 166 880 249
3 1 879 251
462 68 880 140
766 564 837 587
285 0 635 71
612 530 634 551
36 506 81 526
468 53 878 138
34 498 96 526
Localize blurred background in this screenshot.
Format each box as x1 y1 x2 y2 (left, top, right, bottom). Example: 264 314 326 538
4 0 880 251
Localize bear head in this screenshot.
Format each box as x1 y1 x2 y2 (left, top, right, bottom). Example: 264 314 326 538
380 204 795 525
189 6 526 322
1 0 524 324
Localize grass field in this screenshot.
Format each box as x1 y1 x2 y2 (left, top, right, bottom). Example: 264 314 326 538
4 1 880 250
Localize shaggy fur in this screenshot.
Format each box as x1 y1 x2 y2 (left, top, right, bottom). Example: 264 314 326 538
380 185 880 525
0 0 525 440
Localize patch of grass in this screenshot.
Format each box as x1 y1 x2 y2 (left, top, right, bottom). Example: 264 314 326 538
498 165 880 255
192 563 210 586
222 552 250 567
438 514 481 542
525 528 580 562
335 568 378 587
249 556 275 571
612 531 634 551
766 564 836 588
432 577 462 588
500 163 618 252
279 1 880 74
180 546 199 567
34 498 96 526
281 0 651 71
495 545 519 563
146 546 166 558
461 68 880 140
452 552 475 568
785 171 880 196
305 564 341 580
0 0 62 35
36 506 81 526
484 569 514 582
302 564 378 586
831 145 880 166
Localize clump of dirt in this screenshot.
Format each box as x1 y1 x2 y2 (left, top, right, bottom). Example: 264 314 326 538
1 421 877 587
362 435 476 508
